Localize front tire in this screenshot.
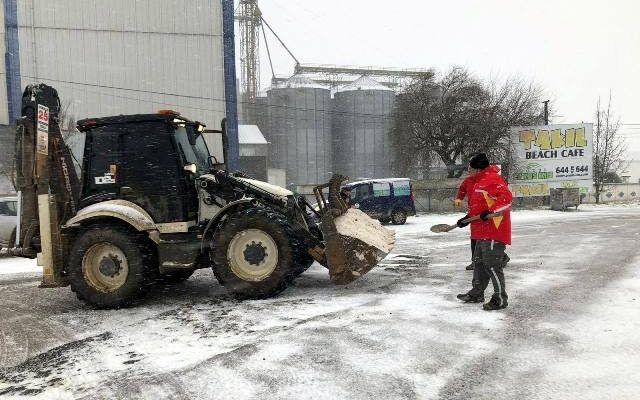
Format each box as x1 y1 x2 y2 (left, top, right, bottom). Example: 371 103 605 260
68 225 150 308
211 208 299 299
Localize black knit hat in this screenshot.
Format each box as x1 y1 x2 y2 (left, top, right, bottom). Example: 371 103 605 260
469 153 490 170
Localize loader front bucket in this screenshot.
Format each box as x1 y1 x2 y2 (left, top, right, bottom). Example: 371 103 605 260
314 175 396 285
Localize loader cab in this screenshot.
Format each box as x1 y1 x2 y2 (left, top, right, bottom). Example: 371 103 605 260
76 112 212 224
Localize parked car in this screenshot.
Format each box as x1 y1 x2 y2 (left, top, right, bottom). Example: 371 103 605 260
0 196 18 250
342 178 416 225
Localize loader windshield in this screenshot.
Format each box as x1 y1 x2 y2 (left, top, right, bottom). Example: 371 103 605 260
174 126 211 174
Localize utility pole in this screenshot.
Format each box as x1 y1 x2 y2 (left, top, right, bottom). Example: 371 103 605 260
543 100 550 125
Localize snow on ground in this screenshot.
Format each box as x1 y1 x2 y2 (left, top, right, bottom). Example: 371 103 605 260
0 256 39 277
530 255 640 400
0 204 639 399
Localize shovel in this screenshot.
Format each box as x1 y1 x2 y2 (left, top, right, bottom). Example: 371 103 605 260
313 175 396 285
430 212 503 233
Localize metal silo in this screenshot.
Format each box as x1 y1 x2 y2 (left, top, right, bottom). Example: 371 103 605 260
332 76 395 180
266 75 332 189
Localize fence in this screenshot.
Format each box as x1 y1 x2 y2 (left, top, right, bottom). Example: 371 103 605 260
413 188 459 212
582 183 640 204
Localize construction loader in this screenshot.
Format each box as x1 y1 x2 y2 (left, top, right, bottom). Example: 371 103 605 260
9 84 395 308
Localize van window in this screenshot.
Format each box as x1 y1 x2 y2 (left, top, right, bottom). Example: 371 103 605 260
372 182 391 197
353 184 370 201
393 180 411 196
0 201 17 216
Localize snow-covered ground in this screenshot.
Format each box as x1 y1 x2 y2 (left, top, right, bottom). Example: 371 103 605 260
0 256 40 276
0 205 639 399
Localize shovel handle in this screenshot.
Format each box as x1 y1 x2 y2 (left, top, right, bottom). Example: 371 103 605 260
461 211 503 225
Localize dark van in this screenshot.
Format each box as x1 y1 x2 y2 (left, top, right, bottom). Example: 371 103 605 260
342 178 416 225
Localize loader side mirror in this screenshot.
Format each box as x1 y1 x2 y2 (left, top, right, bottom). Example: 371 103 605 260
184 164 197 174
202 129 226 168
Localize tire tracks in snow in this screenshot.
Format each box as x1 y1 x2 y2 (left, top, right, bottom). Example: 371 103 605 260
437 213 640 400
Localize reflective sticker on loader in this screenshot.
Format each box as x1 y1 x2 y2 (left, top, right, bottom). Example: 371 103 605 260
95 173 116 185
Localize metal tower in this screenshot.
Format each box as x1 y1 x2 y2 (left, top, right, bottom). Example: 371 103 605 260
236 0 261 106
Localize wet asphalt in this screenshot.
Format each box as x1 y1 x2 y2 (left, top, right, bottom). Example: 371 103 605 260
0 207 639 399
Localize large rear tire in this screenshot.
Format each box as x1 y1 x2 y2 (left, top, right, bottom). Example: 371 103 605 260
68 225 150 308
211 208 300 299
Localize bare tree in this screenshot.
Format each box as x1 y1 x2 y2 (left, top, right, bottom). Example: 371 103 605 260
58 100 77 139
593 94 626 203
392 66 544 178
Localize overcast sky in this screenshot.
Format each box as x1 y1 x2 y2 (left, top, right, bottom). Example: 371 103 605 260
246 0 640 159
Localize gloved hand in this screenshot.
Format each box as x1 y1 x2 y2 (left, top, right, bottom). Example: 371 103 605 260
453 198 463 208
479 210 491 221
457 215 471 228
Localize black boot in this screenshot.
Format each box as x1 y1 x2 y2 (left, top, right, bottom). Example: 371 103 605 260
465 263 475 271
457 293 484 303
483 297 508 310
502 254 510 267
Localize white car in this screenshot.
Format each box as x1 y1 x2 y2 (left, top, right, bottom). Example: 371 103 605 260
0 196 17 250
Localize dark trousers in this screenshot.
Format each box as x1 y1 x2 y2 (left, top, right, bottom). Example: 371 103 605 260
471 238 509 266
468 239 508 305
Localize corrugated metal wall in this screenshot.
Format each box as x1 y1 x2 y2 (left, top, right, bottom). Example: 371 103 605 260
266 86 332 187
332 87 395 180
0 1 8 125
15 0 226 127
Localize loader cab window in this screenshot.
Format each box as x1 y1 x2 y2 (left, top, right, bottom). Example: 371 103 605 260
173 125 210 174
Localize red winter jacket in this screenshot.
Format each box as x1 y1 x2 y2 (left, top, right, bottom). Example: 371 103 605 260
467 165 513 245
455 174 478 202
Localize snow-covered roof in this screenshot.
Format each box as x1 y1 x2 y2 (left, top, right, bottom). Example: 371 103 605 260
278 74 327 89
344 178 411 187
238 125 268 145
335 75 394 93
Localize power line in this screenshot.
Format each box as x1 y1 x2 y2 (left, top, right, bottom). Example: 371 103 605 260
14 72 638 127
16 73 401 120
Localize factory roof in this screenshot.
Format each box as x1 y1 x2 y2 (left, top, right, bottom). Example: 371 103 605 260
335 75 393 93
238 125 268 145
278 74 327 89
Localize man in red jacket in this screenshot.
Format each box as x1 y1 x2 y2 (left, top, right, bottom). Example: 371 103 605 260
456 153 512 310
454 171 479 271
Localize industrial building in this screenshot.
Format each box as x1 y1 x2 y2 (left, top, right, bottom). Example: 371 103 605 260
250 73 396 193
1 0 414 194
0 0 229 126
332 75 395 181
264 74 333 190
0 0 239 193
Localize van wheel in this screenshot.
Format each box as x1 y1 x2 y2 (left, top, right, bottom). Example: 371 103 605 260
68 225 150 308
9 229 16 247
391 209 407 225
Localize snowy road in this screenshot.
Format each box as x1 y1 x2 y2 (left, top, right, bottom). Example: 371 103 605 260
1 205 639 399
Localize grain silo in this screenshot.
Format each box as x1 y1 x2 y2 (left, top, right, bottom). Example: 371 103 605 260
266 75 332 190
332 75 395 180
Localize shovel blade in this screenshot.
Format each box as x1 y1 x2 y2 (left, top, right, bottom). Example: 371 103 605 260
321 208 396 285
430 223 456 233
